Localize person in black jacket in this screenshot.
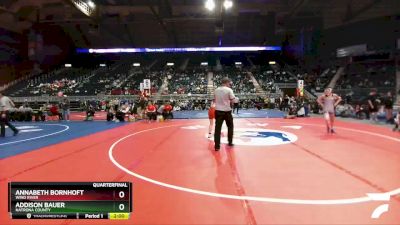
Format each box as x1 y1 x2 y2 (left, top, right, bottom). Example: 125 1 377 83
384 92 394 123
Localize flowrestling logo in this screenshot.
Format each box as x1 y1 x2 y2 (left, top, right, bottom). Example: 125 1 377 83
15 126 43 133
207 128 298 146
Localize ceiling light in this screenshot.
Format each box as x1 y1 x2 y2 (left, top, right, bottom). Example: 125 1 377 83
223 0 233 9
205 0 215 11
87 0 95 8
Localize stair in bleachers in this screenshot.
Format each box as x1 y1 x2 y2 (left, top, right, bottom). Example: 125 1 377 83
207 72 214 99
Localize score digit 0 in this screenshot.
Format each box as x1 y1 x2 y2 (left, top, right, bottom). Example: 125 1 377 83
119 191 125 199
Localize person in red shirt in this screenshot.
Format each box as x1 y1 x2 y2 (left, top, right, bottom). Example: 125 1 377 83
162 102 173 120
146 102 157 122
49 104 62 120
208 100 216 138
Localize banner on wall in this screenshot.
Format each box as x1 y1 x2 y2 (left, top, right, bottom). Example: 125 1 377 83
140 83 144 92
143 79 151 89
297 80 304 97
336 44 367 58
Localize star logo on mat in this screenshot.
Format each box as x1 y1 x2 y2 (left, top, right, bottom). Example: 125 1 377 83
208 128 297 146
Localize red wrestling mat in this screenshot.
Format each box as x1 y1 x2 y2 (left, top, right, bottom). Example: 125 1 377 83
1 118 400 225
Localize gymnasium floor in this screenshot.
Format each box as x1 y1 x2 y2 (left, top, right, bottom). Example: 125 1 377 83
1 110 400 225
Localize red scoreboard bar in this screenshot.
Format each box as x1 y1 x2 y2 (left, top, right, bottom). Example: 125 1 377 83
8 182 132 220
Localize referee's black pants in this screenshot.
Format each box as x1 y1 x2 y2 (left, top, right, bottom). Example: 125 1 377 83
214 110 234 149
0 111 18 137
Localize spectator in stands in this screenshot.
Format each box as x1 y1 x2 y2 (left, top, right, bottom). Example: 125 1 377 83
49 104 62 120
283 95 290 111
0 92 19 137
112 98 120 113
38 104 46 121
85 105 95 121
138 97 147 119
393 112 400 132
122 102 131 113
335 103 354 118
173 104 181 111
146 101 157 122
303 98 310 117
61 96 70 121
355 105 362 119
106 103 114 122
16 105 33 122
384 92 394 123
367 89 379 122
288 97 298 116
232 97 240 114
115 110 125 122
157 103 164 116
130 102 138 115
116 103 130 122
284 106 297 119
162 102 173 120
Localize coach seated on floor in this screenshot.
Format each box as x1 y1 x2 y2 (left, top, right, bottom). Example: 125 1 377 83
7 108 16 121
49 104 63 120
115 110 125 122
85 105 95 121
146 102 157 121
162 102 173 120
34 105 46 122
117 103 131 122
17 106 33 121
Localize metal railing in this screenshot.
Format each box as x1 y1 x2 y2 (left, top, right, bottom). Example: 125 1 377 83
11 92 282 103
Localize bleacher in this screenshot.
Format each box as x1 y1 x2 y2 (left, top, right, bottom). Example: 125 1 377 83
301 65 338 93
213 67 256 94
335 61 396 102
166 69 208 95
5 68 93 97
252 65 296 93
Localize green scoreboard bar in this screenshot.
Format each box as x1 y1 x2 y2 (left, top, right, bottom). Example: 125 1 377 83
8 182 132 220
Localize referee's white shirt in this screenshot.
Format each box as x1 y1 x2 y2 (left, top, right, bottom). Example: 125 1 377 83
0 96 13 111
214 86 235 111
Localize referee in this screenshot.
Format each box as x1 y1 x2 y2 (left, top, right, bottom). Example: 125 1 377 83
214 77 236 151
0 92 19 137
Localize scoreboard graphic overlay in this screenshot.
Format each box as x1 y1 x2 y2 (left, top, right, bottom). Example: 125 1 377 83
8 182 132 220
